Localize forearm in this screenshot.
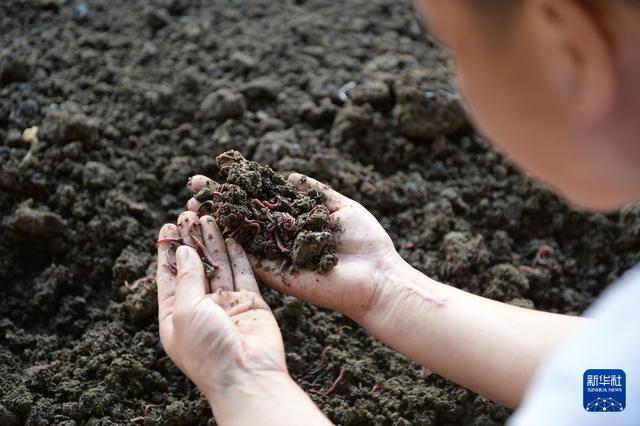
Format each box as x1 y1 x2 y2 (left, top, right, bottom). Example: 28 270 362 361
360 260 588 409
202 372 333 426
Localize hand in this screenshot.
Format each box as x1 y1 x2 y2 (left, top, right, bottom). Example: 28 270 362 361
155 211 287 402
186 173 403 323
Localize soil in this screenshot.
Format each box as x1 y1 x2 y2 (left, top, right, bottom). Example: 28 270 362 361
0 0 638 425
190 150 338 274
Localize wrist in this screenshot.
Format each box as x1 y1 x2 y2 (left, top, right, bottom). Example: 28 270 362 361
202 371 332 426
201 369 290 409
202 370 289 421
342 249 406 324
359 257 446 334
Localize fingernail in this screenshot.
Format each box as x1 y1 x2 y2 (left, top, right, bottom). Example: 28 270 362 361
176 246 191 267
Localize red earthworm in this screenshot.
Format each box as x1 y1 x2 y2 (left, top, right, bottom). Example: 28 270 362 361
215 151 240 176
184 378 192 400
263 196 283 209
156 237 183 246
274 231 291 254
300 381 322 388
141 393 167 416
155 355 170 368
203 262 218 277
229 224 244 239
197 200 216 216
274 211 296 232
165 250 177 274
308 346 334 375
279 257 290 276
213 203 225 221
308 205 329 216
124 276 154 291
535 245 557 270
251 199 268 210
309 369 347 396
188 221 220 270
244 218 264 232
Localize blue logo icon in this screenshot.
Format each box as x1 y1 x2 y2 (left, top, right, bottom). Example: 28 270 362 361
583 369 626 412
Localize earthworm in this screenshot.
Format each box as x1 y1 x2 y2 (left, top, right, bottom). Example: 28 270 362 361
535 245 557 271
188 221 220 271
251 199 274 220
141 393 167 416
280 212 296 232
308 205 329 216
230 218 264 239
124 276 154 291
155 355 170 368
203 262 218 277
165 250 177 274
279 257 290 276
263 196 284 209
243 218 263 233
309 369 347 397
156 237 183 246
273 231 291 254
266 222 278 233
216 150 241 175
308 346 334 375
197 200 216 216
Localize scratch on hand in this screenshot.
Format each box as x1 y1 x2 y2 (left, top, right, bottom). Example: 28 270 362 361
402 282 446 307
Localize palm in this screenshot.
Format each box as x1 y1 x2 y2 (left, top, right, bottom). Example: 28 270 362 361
259 199 399 318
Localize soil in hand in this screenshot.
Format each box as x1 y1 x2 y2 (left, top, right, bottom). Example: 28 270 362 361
192 150 338 274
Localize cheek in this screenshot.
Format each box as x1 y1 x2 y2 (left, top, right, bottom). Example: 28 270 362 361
453 54 558 176
455 57 518 145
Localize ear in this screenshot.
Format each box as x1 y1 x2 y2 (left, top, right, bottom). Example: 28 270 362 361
527 0 616 121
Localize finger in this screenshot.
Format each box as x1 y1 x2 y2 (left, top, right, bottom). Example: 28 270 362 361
187 197 202 214
226 238 260 293
173 246 207 315
186 174 219 194
199 215 234 292
177 211 197 244
156 223 180 323
177 211 212 293
288 173 352 213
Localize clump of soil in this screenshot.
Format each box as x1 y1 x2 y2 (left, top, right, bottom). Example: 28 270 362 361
193 150 338 273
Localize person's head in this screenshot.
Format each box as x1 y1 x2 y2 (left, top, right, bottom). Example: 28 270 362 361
415 0 640 212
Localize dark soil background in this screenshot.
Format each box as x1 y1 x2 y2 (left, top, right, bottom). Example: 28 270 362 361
1 0 638 425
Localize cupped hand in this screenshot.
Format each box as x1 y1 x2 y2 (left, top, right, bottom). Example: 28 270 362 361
155 211 287 401
186 173 403 323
